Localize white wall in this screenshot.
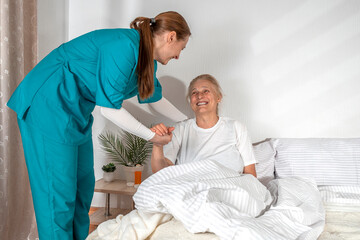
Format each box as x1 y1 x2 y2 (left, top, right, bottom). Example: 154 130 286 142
39 0 360 207
38 0 68 59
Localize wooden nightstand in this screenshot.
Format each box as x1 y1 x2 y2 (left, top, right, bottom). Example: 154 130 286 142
90 179 137 226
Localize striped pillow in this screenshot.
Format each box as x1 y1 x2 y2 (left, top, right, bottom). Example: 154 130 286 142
272 138 360 186
318 185 360 204
253 139 276 185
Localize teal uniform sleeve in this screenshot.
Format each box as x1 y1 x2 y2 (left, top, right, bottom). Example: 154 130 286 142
95 38 139 109
137 61 163 104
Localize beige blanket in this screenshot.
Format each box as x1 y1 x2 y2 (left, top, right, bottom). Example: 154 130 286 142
318 206 360 240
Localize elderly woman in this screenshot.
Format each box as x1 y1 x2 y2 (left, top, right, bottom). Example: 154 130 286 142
151 74 257 177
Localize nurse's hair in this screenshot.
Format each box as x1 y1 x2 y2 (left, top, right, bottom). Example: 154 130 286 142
187 74 223 114
130 11 191 100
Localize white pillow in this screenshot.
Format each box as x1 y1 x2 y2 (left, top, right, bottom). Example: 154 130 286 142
253 139 276 186
272 138 360 186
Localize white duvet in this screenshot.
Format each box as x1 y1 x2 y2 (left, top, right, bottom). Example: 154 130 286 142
87 160 325 240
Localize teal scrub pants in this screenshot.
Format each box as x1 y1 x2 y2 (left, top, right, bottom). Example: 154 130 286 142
18 118 95 240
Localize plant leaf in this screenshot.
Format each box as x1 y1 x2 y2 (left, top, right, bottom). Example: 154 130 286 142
98 129 153 167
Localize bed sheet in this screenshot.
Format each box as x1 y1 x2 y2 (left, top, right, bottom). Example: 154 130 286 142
318 185 360 209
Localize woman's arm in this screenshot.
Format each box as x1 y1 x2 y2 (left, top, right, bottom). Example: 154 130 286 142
148 97 188 122
243 164 257 178
151 144 174 173
235 121 258 177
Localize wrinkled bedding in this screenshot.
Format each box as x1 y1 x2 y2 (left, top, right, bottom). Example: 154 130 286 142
148 205 360 240
87 160 325 240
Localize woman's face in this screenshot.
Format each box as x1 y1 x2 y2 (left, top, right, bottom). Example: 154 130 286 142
153 31 189 65
189 79 221 116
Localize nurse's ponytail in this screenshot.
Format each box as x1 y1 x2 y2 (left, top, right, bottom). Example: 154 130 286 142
130 11 191 100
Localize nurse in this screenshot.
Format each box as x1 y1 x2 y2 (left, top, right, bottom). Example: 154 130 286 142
7 11 190 240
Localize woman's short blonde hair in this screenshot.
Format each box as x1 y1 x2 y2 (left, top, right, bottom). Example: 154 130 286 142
187 74 223 100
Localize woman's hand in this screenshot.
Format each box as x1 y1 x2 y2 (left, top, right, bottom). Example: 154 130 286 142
150 123 175 136
243 164 257 178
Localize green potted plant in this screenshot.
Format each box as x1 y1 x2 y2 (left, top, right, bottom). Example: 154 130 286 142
102 162 116 182
98 130 152 185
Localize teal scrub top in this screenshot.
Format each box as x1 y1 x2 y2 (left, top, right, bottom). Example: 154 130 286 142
7 29 162 145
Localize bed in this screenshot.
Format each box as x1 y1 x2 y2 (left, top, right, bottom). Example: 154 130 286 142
86 138 360 240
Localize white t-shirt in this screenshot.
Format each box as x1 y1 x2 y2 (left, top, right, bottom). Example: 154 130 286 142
163 117 257 173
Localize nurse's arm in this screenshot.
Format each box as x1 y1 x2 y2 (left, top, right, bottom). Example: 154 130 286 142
148 97 188 122
100 107 171 145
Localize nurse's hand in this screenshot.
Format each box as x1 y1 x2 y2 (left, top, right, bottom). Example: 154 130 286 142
149 131 173 146
150 123 175 136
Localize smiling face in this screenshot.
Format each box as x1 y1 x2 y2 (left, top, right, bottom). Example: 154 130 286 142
153 31 189 65
189 79 222 116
